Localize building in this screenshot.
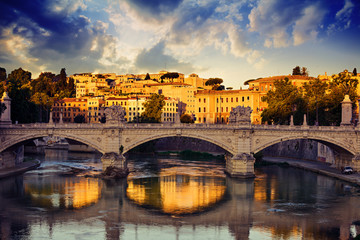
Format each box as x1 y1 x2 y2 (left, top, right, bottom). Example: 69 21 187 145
52 98 88 123
194 90 262 124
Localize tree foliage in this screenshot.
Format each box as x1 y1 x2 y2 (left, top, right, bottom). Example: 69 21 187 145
205 78 223 86
261 77 305 124
262 71 359 126
74 114 85 123
145 73 151 80
180 114 194 123
0 67 6 82
141 93 165 123
292 66 308 76
0 103 6 117
160 72 179 79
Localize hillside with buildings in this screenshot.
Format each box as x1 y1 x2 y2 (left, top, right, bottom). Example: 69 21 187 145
49 69 360 125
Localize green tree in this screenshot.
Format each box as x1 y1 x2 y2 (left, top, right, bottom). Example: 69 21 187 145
56 68 67 91
292 66 301 75
160 72 179 80
0 67 6 82
7 68 38 123
145 73 151 80
180 113 194 123
141 93 165 123
31 72 55 96
261 77 305 124
0 103 6 117
74 114 85 123
205 78 223 86
323 71 358 125
303 79 328 125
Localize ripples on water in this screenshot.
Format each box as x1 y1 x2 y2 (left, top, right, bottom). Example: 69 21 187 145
0 152 360 239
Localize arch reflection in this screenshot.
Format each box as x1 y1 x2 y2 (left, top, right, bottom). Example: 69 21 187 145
126 173 226 215
24 177 102 209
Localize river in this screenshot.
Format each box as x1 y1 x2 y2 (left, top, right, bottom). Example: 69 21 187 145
1 151 360 240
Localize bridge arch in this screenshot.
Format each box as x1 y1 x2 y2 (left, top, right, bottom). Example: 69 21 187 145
253 135 356 156
1 133 105 154
123 133 235 155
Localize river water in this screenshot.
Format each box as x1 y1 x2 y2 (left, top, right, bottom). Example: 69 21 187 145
1 151 360 240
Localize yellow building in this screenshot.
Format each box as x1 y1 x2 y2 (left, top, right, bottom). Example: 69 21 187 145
52 98 88 123
86 97 105 123
144 82 197 115
184 73 212 90
194 90 262 124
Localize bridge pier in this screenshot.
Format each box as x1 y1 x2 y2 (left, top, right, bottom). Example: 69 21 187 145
225 153 255 178
101 152 129 178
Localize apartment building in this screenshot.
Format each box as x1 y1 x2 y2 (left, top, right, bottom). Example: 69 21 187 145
194 90 263 124
52 98 88 123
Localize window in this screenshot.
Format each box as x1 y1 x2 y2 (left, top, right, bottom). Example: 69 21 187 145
226 107 228 112
236 97 238 102
226 98 228 103
203 117 206 123
199 107 201 112
247 96 250 100
204 98 206 103
231 98 233 102
242 97 244 102
203 107 206 112
199 98 201 103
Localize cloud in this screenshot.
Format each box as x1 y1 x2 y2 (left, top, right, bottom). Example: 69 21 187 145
293 4 326 45
0 0 131 77
248 0 326 48
135 41 196 74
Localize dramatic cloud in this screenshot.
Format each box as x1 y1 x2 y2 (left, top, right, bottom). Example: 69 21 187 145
293 4 326 45
1 0 360 86
135 41 195 74
248 0 326 48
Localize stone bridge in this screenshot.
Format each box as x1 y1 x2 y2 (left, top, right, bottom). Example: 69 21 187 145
1 121 359 177
1 93 359 177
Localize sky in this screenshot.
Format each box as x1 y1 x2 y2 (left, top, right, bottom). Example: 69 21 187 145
0 0 359 88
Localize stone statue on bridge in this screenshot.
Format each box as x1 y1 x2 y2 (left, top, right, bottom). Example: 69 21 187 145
228 106 252 125
105 105 126 124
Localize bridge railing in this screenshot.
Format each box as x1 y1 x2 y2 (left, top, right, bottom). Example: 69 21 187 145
2 122 357 131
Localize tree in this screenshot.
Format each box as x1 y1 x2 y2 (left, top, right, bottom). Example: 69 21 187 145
160 72 179 80
145 73 151 80
0 103 6 117
7 68 37 123
301 67 308 76
292 66 301 75
74 114 85 123
141 93 165 123
56 68 67 91
261 77 305 124
180 114 194 123
0 67 6 82
353 68 358 76
303 79 328 125
205 78 223 86
324 71 359 125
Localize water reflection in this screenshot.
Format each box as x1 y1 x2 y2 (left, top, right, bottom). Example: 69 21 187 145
1 154 360 240
24 177 102 209
126 175 226 215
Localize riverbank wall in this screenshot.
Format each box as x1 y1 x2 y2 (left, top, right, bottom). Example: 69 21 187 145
262 140 335 165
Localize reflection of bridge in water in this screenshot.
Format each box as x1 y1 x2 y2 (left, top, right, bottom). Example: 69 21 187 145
1 171 359 240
